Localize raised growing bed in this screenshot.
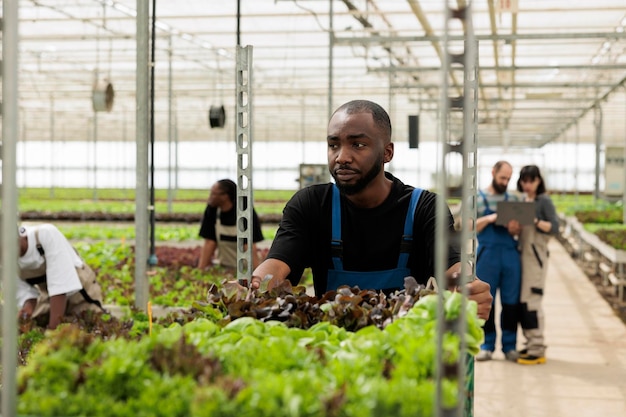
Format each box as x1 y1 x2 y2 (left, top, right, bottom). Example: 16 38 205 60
19 210 283 224
11 211 480 416
15 266 483 417
559 215 626 304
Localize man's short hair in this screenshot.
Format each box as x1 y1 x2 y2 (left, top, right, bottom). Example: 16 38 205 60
333 100 392 139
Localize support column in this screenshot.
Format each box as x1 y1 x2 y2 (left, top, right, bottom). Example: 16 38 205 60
235 45 254 285
435 3 478 417
134 0 150 310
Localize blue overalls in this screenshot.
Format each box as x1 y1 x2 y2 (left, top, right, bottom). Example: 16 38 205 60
326 185 423 292
476 190 521 354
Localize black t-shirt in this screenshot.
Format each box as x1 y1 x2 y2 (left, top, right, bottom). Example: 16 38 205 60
267 173 461 296
198 206 264 244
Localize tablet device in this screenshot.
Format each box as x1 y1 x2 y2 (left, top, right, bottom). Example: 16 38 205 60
495 201 535 226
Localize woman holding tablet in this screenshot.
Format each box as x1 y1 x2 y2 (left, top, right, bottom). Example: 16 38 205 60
515 165 560 365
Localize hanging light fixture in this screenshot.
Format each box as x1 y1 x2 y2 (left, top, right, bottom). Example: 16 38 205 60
208 104 226 128
208 51 226 128
92 78 115 112
91 3 114 112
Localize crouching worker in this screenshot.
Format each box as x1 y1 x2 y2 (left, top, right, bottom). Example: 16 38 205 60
16 223 107 330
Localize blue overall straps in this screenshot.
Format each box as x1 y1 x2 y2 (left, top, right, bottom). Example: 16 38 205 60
326 185 423 292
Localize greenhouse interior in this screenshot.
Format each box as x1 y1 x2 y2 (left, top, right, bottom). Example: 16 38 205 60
1 1 626 416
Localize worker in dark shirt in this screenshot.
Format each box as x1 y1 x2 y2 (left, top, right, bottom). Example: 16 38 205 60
249 99 492 320
198 179 264 270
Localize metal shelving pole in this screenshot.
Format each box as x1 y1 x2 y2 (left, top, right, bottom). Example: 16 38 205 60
435 2 478 417
460 28 479 417
134 0 150 311
1 2 20 416
235 45 254 286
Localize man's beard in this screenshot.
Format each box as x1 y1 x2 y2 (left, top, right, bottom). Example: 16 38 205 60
492 178 508 194
332 155 383 196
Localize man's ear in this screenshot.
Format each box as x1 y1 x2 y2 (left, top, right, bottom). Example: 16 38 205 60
384 142 394 164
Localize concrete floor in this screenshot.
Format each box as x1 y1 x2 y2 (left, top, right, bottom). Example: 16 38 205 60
473 239 626 417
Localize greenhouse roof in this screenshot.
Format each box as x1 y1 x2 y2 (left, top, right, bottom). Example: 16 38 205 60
6 0 626 149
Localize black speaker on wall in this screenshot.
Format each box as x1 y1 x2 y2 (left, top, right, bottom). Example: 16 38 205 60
408 115 419 149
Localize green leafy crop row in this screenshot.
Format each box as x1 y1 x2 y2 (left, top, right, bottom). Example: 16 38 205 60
17 187 294 216
18 291 482 417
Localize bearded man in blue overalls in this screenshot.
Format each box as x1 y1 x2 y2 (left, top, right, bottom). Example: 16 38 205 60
248 99 494 322
474 161 522 362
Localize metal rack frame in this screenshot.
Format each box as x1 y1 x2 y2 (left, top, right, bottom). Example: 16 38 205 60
235 45 254 285
434 2 479 416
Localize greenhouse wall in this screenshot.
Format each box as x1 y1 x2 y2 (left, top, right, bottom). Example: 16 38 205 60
13 141 602 192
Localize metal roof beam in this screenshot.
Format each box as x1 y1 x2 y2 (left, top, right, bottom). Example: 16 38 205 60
371 63 626 72
334 31 626 44
392 82 620 88
408 96 598 103
539 74 626 147
481 97 599 102
509 107 587 111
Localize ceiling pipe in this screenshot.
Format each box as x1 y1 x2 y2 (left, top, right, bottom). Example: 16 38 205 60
20 30 626 43
455 0 492 124
539 74 626 147
338 0 442 114
333 31 626 44
344 0 418 114
486 0 507 144
340 0 410 67
405 0 463 97
509 10 518 122
391 81 620 89
371 63 626 72
368 0 412 59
